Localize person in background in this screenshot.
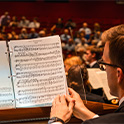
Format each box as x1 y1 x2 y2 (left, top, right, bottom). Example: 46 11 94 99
60 28 71 44
19 28 28 39
51 18 64 34
64 56 82 75
0 11 10 28
9 16 18 28
75 37 88 53
67 64 105 103
49 24 124 124
62 38 75 56
39 30 46 37
74 31 82 45
65 19 76 30
28 17 40 28
28 28 38 39
18 16 30 28
84 46 103 96
11 31 19 40
85 46 100 68
79 22 92 40
91 31 102 46
93 22 101 35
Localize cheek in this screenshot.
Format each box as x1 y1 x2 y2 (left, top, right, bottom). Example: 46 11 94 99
106 67 118 95
86 55 90 60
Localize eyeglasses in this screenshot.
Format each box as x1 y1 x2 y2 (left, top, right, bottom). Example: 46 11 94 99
97 59 121 71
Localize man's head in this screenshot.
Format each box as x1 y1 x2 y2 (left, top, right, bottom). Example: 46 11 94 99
57 18 63 24
64 29 69 34
101 24 124 98
4 11 9 16
39 30 46 37
21 28 27 33
30 28 36 33
83 22 88 28
85 46 100 64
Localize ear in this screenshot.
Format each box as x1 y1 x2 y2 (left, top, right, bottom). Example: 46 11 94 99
92 53 96 58
117 68 124 84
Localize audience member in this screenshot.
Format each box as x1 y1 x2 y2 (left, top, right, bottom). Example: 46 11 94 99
28 28 39 39
76 47 86 63
9 16 18 28
39 30 46 37
11 31 19 40
63 38 75 52
74 31 81 45
65 19 76 29
18 16 30 28
19 28 28 39
79 22 92 40
49 24 124 124
28 17 40 28
93 22 101 34
60 28 71 44
51 18 64 34
91 31 102 46
0 11 10 28
7 33 12 40
75 37 88 53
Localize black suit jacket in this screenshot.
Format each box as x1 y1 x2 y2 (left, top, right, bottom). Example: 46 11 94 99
86 62 99 68
82 101 124 124
91 62 99 68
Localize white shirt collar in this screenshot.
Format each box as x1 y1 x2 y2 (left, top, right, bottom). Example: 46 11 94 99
119 96 124 106
90 61 97 67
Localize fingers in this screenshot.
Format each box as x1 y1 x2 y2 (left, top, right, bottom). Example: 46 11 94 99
55 95 60 104
52 95 60 108
67 95 75 109
60 95 67 105
68 87 75 93
66 95 75 111
52 93 76 108
68 88 77 97
66 95 75 103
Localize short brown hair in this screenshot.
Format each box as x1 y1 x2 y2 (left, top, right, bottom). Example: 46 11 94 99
86 45 101 60
102 24 124 72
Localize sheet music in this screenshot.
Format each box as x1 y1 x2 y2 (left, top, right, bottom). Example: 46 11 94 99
9 36 67 107
88 69 103 89
0 41 15 109
96 71 116 100
88 68 116 100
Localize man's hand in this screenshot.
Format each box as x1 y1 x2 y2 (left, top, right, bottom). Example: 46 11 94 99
50 95 74 123
68 88 96 121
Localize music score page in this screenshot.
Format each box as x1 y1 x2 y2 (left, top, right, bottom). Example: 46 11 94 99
9 35 67 108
